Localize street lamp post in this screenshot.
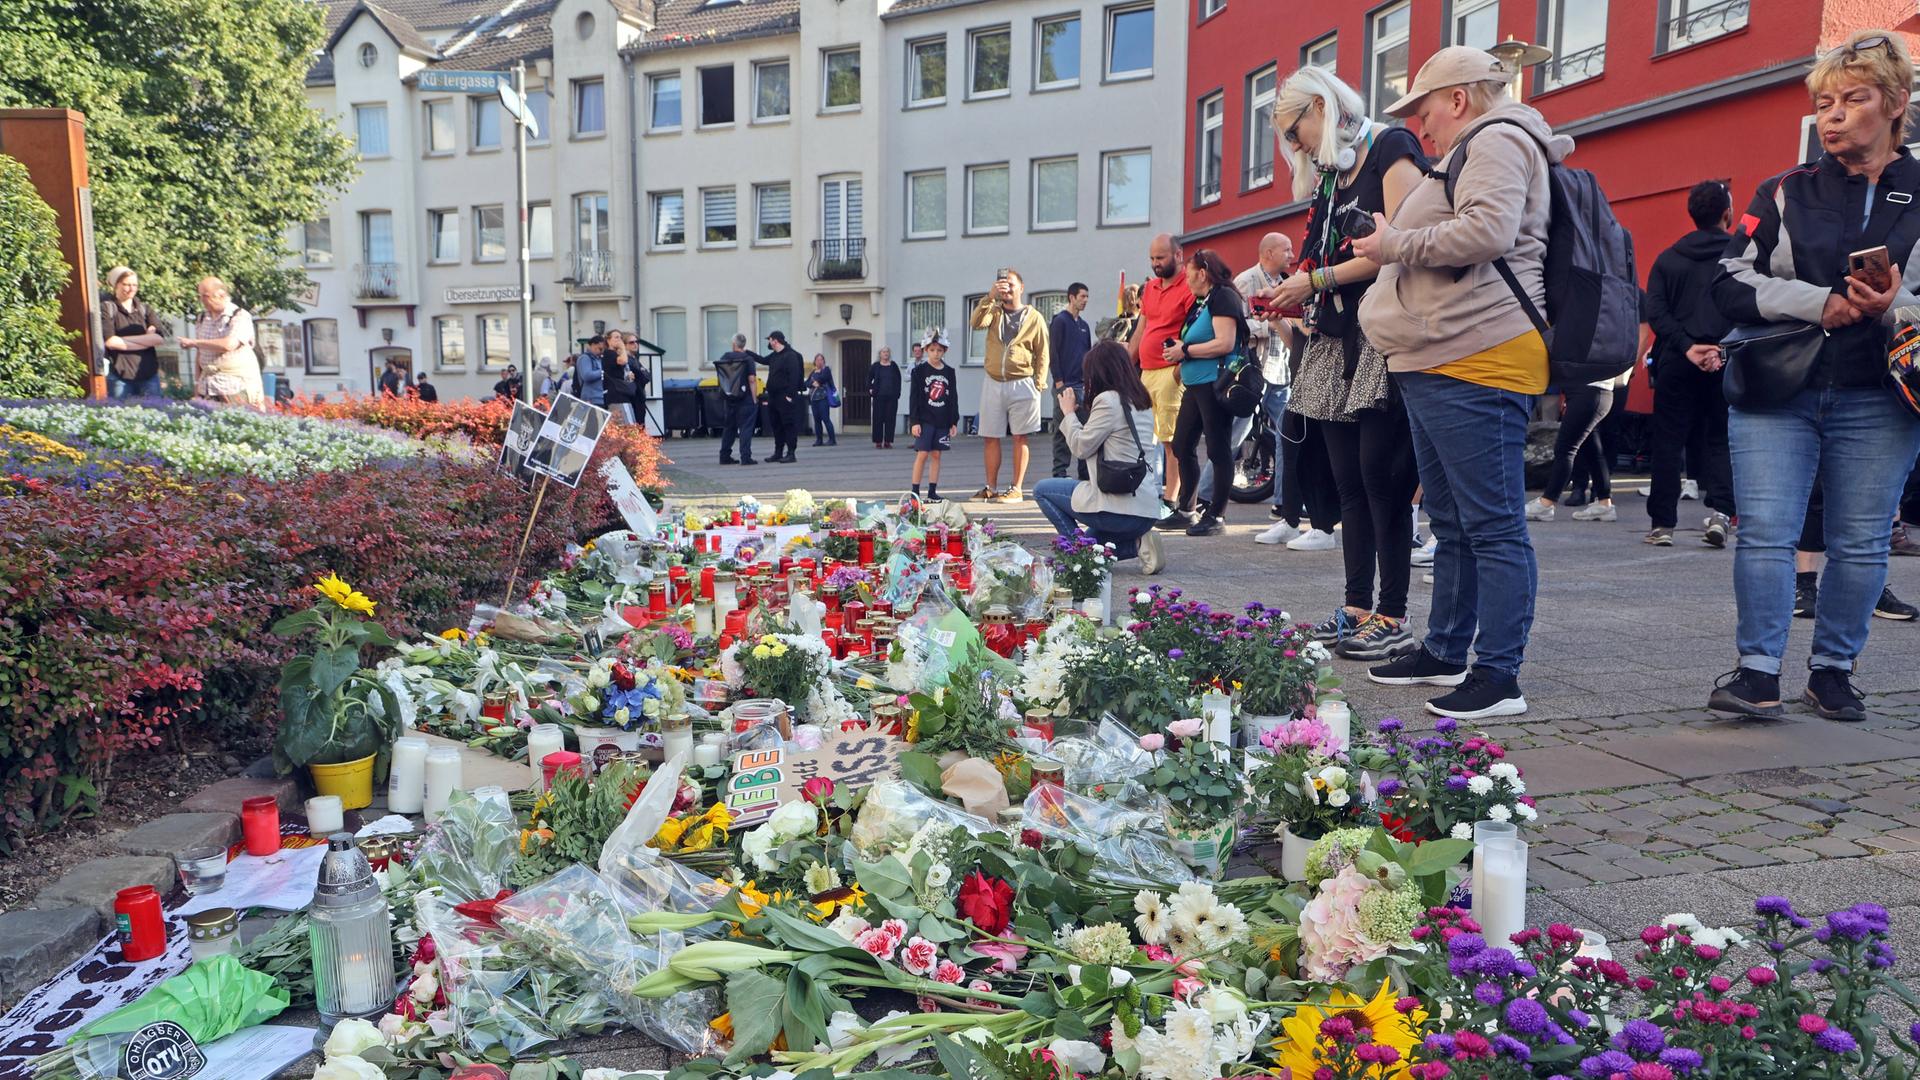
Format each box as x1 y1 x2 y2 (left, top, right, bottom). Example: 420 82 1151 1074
510 60 535 405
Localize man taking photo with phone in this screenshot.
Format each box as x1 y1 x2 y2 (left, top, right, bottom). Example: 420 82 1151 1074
970 268 1049 502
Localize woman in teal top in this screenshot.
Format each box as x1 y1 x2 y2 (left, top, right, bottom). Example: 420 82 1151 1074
1159 249 1249 536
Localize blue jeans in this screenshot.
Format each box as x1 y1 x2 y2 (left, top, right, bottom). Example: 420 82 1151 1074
719 395 759 461
1196 384 1290 509
1395 371 1537 679
811 399 836 441
1032 478 1155 559
108 373 163 398
1729 385 1920 674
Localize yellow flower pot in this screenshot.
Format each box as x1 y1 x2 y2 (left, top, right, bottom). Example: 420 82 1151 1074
310 753 377 810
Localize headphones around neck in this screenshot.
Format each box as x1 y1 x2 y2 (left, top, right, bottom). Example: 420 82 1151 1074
1326 110 1372 173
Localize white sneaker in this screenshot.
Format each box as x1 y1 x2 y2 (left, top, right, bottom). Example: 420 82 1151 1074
1525 500 1556 521
1637 484 1653 497
1410 536 1437 566
1139 530 1165 575
1255 521 1303 546
1422 571 1435 584
1572 502 1617 522
1286 528 1336 551
1682 479 1700 501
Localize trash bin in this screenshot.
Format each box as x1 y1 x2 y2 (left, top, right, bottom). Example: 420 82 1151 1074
662 379 701 436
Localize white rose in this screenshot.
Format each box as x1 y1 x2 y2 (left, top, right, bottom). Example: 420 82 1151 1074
313 1059 386 1080
828 911 871 943
1450 822 1473 841
587 665 610 689
824 1010 865 1050
1327 789 1350 808
925 863 952 888
1487 803 1512 822
768 799 820 841
322 1018 386 1061
1319 766 1348 789
741 826 779 871
375 1014 410 1042
1467 775 1494 796
1198 986 1249 1026
408 970 439 1004
1047 1038 1107 1077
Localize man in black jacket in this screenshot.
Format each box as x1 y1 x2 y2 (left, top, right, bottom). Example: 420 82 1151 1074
716 334 761 464
869 346 902 448
1643 180 1737 546
761 330 806 462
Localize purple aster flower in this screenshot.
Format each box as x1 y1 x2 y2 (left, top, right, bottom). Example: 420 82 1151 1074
1659 1048 1704 1074
1814 1029 1859 1054
1423 1033 1457 1057
1492 1034 1532 1061
1852 903 1891 932
1504 998 1550 1035
1470 948 1518 979
1473 981 1506 1006
1754 896 1797 918
1433 716 1459 734
1445 774 1471 791
1581 1051 1635 1077
1448 933 1488 958
1811 957 1833 974
1567 1009 1592 1029
1910 1021 1920 1044
1166 648 1185 659
1614 1020 1667 1056
1868 943 1896 969
1824 911 1871 942
1378 717 1403 733
1377 778 1404 797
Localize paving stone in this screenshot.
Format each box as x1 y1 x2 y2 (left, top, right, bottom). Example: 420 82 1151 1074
1699 843 1774 868
1528 864 1592 892
1751 819 1816 842
114 812 239 858
32 856 176 919
1717 856 1920 915
1828 822 1885 842
1796 835 1871 859
179 776 301 817
1795 797 1855 815
1652 822 1720 847
0 907 101 1002
1552 871 1762 938
1763 803 1835 826
1615 856 1691 878
1508 745 1674 797
1594 723 1917 779
1719 792 1779 811
1761 845 1821 864
1702 811 1770 835
1860 833 1920 854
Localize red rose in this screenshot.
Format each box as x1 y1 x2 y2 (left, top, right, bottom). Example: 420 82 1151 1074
449 1066 509 1080
955 871 1015 937
1019 829 1044 850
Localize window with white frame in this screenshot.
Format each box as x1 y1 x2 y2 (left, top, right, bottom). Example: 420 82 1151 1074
1368 2 1411 120
1450 0 1499 49
1305 33 1338 70
528 203 553 258
1035 15 1080 89
575 193 610 252
1662 0 1745 52
821 176 863 243
908 37 946 106
652 307 688 368
474 205 506 261
429 209 459 262
1197 93 1224 203
526 88 551 142
533 314 557 368
1200 0 1226 16
1032 157 1077 230
479 314 509 370
361 211 394 264
703 306 739 360
823 47 861 111
963 293 988 365
1105 4 1154 80
1032 291 1070 322
1246 65 1278 188
304 219 333 266
966 164 1009 234
753 60 790 120
969 26 1011 98
755 305 793 347
471 96 502 149
755 182 791 242
699 65 735 126
652 191 686 249
1101 149 1150 226
703 187 737 246
573 78 606 134
906 297 945 353
435 316 466 369
649 73 682 131
1542 0 1608 89
907 170 946 238
354 104 389 156
425 100 455 153
305 319 340 374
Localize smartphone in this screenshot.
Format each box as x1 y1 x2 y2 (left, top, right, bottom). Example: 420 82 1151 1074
1249 295 1273 316
1850 245 1893 290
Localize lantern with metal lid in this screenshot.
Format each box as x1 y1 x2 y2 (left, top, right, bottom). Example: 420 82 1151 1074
309 833 395 1025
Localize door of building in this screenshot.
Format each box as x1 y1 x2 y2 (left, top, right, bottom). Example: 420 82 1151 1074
369 347 413 394
839 338 872 426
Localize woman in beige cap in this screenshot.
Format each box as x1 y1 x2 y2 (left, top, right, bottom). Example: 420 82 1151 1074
100 266 170 398
178 276 265 407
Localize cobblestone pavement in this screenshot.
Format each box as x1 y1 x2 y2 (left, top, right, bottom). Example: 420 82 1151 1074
666 434 1920 951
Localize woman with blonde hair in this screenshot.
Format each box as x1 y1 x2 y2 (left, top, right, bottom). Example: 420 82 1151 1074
1703 28 1920 721
1266 63 1427 664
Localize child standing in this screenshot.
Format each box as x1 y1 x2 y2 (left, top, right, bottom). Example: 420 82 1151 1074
910 330 960 502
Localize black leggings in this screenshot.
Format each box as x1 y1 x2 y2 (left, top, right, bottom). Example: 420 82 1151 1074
1319 397 1418 618
1542 387 1614 503
1173 382 1233 515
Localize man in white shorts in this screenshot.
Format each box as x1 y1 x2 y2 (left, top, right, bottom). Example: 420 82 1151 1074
969 267 1050 502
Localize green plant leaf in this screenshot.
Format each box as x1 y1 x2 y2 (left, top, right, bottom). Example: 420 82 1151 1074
271 607 325 638
724 969 786 1063
1403 838 1474 878
898 750 946 794
312 644 359 696
855 857 913 901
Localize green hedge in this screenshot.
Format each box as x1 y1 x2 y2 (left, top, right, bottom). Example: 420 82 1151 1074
0 153 82 398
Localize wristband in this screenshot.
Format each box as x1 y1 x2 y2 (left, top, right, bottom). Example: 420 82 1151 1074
1179 343 1190 360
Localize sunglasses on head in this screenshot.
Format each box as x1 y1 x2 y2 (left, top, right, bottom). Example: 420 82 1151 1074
1837 34 1894 59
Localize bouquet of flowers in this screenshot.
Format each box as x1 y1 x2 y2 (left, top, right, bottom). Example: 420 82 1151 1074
1049 528 1116 601
586 655 687 732
1124 587 1238 690
1017 617 1098 717
1061 633 1190 730
1362 716 1536 841
1249 728 1364 842
1226 608 1330 719
1138 718 1242 825
777 488 817 522
725 633 830 711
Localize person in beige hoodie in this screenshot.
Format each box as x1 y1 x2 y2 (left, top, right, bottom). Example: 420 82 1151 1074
1350 46 1575 722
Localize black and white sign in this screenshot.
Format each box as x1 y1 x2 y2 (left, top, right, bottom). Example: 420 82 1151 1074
445 285 526 305
122 1022 204 1080
498 400 547 485
599 457 658 536
525 393 609 488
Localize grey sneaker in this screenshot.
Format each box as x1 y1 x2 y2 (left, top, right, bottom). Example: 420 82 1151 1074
1893 522 1920 557
1525 500 1556 521
1572 502 1617 522
1336 615 1416 661
1644 527 1674 546
1703 512 1731 548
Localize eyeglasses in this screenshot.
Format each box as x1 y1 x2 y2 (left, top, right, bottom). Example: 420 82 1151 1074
1836 34 1893 59
1280 105 1311 149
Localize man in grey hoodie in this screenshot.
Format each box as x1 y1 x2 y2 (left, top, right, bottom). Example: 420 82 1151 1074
1351 46 1575 722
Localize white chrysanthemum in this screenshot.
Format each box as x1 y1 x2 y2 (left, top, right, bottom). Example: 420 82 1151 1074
1164 1005 1214 1054
1489 762 1519 780
1510 779 1527 795
1466 774 1494 795
1450 822 1473 840
1487 803 1513 822
1133 890 1169 945
1514 802 1538 821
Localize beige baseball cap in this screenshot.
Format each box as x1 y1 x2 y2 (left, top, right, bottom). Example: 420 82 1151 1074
1384 46 1512 118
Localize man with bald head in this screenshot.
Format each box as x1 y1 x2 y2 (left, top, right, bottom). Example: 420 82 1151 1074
1130 233 1194 513
179 275 264 407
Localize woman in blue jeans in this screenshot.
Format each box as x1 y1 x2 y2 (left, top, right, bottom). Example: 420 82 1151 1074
1706 29 1920 722
808 355 838 445
1032 343 1166 575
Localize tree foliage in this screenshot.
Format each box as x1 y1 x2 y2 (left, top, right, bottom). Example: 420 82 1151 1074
0 152 81 397
0 0 357 314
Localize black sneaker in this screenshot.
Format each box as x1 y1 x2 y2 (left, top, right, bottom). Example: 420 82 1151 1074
739 457 758 465
1156 508 1199 531
1873 586 1918 620
1367 646 1467 687
1337 615 1416 661
1794 577 1818 619
1311 608 1364 646
720 455 739 465
1707 668 1784 718
1804 668 1867 721
1270 506 1289 520
1426 669 1527 719
1185 515 1224 537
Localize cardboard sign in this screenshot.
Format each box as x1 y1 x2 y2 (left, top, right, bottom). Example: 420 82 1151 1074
600 457 658 537
526 393 610 488
498 400 546 485
724 735 904 828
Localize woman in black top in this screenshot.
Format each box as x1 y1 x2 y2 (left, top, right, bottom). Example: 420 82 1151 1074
604 331 637 424
808 355 838 445
101 266 169 398
1161 250 1249 537
1268 66 1426 663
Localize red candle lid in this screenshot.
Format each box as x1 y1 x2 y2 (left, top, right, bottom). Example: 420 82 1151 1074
117 885 157 901
242 796 276 812
541 750 582 768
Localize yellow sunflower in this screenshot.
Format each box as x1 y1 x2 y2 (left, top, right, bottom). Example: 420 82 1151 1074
1271 981 1425 1080
314 572 376 616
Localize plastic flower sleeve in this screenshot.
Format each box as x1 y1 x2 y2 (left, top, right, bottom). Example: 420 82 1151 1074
1020 784 1193 889
967 541 1053 619
1049 713 1156 795
597 753 732 916
409 790 520 902
846 778 997 862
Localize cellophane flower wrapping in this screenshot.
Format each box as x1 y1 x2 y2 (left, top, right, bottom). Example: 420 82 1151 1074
1020 782 1193 889
1048 714 1156 796
411 790 519 903
846 778 995 863
967 541 1053 620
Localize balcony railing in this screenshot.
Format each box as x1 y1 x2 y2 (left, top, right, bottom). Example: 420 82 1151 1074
808 238 867 282
1667 0 1748 50
570 250 615 291
353 262 401 300
1542 43 1606 90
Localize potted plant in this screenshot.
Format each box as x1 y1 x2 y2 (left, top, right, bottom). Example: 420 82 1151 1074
1138 717 1243 871
273 573 401 809
1249 718 1361 881
1047 528 1115 614
1224 607 1332 746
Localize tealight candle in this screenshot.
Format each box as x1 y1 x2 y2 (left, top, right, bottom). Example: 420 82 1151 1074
692 744 721 768
423 747 463 822
526 723 564 793
305 796 345 836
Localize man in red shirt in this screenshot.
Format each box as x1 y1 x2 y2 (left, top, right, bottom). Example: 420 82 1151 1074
1129 233 1195 506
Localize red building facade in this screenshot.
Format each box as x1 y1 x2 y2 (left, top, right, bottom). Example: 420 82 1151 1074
1180 0 1918 293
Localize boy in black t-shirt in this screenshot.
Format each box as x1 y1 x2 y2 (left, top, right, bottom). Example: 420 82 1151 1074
909 330 959 501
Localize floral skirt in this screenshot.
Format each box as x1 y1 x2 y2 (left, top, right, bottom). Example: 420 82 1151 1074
1286 330 1390 423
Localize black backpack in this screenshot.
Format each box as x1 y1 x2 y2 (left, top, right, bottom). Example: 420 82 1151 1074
1429 118 1639 388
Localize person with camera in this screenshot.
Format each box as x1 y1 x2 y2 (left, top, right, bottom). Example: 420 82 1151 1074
1350 46 1574 720
1032 341 1166 574
969 268 1050 503
1703 30 1920 722
1267 66 1425 659
1161 250 1249 537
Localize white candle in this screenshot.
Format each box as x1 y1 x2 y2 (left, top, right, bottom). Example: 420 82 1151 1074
305 796 344 836
662 724 693 768
692 744 721 768
701 732 729 749
1200 691 1233 745
387 737 428 814
423 747 463 823
526 723 565 793
692 600 715 638
1477 839 1528 954
1317 699 1351 752
1081 598 1104 624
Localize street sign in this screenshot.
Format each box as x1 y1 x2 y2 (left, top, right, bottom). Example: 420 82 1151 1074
497 83 540 140
416 69 508 93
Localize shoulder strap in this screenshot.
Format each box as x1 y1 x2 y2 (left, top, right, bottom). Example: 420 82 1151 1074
1428 117 1551 208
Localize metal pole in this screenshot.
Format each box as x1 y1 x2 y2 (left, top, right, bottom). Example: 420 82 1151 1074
515 60 534 405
